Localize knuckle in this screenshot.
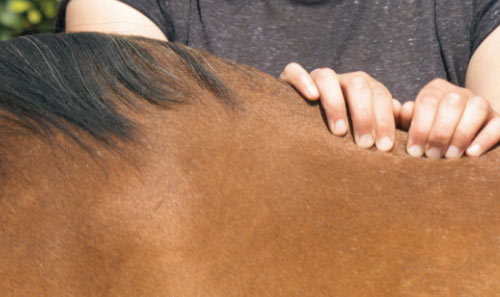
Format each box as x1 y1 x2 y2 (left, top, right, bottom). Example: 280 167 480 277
283 62 303 74
430 129 450 144
348 73 369 88
322 97 344 112
445 92 466 105
312 68 337 80
286 62 301 69
428 78 448 88
418 91 440 106
371 83 392 100
349 71 373 83
444 92 466 106
469 96 490 114
300 72 311 82
351 71 370 78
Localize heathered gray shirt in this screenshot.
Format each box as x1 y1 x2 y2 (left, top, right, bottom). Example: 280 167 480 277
56 0 500 103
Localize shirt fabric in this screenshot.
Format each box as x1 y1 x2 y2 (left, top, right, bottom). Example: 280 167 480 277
55 0 500 103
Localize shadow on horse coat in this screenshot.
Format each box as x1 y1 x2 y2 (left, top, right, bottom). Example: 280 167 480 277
0 33 499 296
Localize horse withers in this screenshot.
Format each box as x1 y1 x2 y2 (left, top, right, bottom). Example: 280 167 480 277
1 33 499 296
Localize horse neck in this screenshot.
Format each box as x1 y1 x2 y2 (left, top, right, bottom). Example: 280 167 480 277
129 61 500 295
3 49 500 296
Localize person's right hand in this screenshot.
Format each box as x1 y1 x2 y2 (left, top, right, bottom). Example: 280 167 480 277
280 63 412 152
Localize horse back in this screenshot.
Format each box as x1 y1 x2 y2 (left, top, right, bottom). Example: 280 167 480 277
1 34 500 296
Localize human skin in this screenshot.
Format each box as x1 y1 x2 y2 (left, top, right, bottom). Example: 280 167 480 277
65 0 167 41
66 0 500 159
280 25 500 159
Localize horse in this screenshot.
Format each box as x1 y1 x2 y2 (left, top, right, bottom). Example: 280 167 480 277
1 32 499 297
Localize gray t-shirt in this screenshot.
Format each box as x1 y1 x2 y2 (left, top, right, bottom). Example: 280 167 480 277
56 0 500 102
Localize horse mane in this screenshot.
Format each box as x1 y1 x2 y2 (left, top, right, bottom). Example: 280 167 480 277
0 33 231 150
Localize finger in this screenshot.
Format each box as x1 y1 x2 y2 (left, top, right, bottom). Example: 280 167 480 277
370 81 395 151
399 101 414 131
310 68 348 136
466 115 500 157
425 92 467 159
392 99 402 127
444 96 489 159
338 72 375 148
406 88 441 157
280 63 319 100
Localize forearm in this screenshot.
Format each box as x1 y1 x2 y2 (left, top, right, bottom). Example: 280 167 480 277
465 26 500 114
65 0 168 41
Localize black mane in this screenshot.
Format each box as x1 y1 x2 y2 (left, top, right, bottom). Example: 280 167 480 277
0 33 231 149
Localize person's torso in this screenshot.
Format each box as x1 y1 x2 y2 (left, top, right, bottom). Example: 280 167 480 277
57 0 494 102
157 0 478 102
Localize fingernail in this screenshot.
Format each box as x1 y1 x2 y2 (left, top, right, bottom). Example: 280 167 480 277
444 145 461 159
357 134 374 148
467 143 482 157
407 145 423 157
307 84 319 98
376 137 393 152
425 147 441 160
333 119 347 135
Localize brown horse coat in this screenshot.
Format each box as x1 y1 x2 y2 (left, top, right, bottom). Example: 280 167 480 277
1 33 499 296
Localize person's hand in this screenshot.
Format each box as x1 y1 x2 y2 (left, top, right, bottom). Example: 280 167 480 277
280 63 404 152
403 79 500 159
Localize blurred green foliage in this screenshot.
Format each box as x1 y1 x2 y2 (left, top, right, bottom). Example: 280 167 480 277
1 0 60 40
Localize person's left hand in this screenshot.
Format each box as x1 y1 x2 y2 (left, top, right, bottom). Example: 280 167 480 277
403 78 500 159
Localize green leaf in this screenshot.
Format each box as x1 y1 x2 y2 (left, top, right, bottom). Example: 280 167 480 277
7 0 33 13
0 9 24 30
27 8 42 24
40 0 57 18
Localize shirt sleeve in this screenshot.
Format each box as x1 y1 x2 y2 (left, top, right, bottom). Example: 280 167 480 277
117 0 173 39
471 0 500 53
54 0 69 33
54 0 174 40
